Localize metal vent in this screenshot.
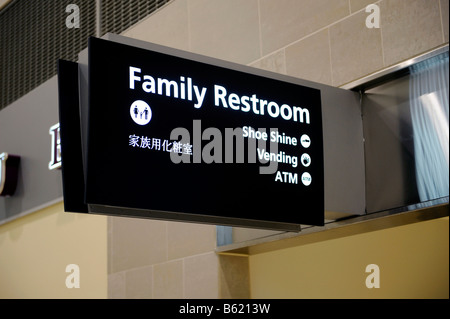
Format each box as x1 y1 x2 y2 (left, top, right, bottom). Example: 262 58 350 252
100 0 171 36
0 0 172 111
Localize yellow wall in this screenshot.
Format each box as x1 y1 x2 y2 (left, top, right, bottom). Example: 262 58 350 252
249 217 449 299
0 202 107 298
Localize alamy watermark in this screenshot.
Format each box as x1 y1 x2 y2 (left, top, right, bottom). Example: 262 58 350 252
66 4 80 29
128 120 283 175
365 4 380 29
365 264 380 288
65 263 80 288
65 3 380 30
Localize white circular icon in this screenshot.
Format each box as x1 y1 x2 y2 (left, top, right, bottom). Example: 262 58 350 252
130 100 152 125
301 172 312 186
300 134 311 148
301 153 311 167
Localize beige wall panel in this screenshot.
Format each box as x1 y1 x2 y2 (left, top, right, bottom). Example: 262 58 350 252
285 29 332 86
249 217 449 298
381 0 443 67
188 0 261 64
232 227 281 244
109 217 168 273
219 255 250 299
108 271 125 299
259 0 349 55
329 10 383 86
0 202 107 298
167 221 216 260
125 265 153 298
441 0 449 42
123 0 190 51
250 49 286 74
350 0 379 13
153 259 184 298
184 252 220 298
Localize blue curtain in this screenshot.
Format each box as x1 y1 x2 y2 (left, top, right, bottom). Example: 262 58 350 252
409 52 449 201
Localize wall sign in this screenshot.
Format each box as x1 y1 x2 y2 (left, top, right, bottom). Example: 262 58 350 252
48 123 62 170
59 36 325 230
0 152 20 197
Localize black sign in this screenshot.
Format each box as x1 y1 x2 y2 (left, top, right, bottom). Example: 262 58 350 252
58 59 88 214
60 36 324 230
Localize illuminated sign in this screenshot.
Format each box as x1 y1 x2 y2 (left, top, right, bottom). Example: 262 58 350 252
59 36 325 230
0 152 20 197
48 123 62 170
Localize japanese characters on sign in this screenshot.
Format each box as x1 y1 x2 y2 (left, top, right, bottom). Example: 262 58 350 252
128 134 193 156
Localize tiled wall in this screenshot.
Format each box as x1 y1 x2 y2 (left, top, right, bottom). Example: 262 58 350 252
108 0 449 298
253 0 448 86
108 217 249 298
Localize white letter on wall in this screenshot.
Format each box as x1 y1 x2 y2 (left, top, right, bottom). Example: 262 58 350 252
365 4 380 29
65 264 80 288
365 264 380 288
66 4 80 29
